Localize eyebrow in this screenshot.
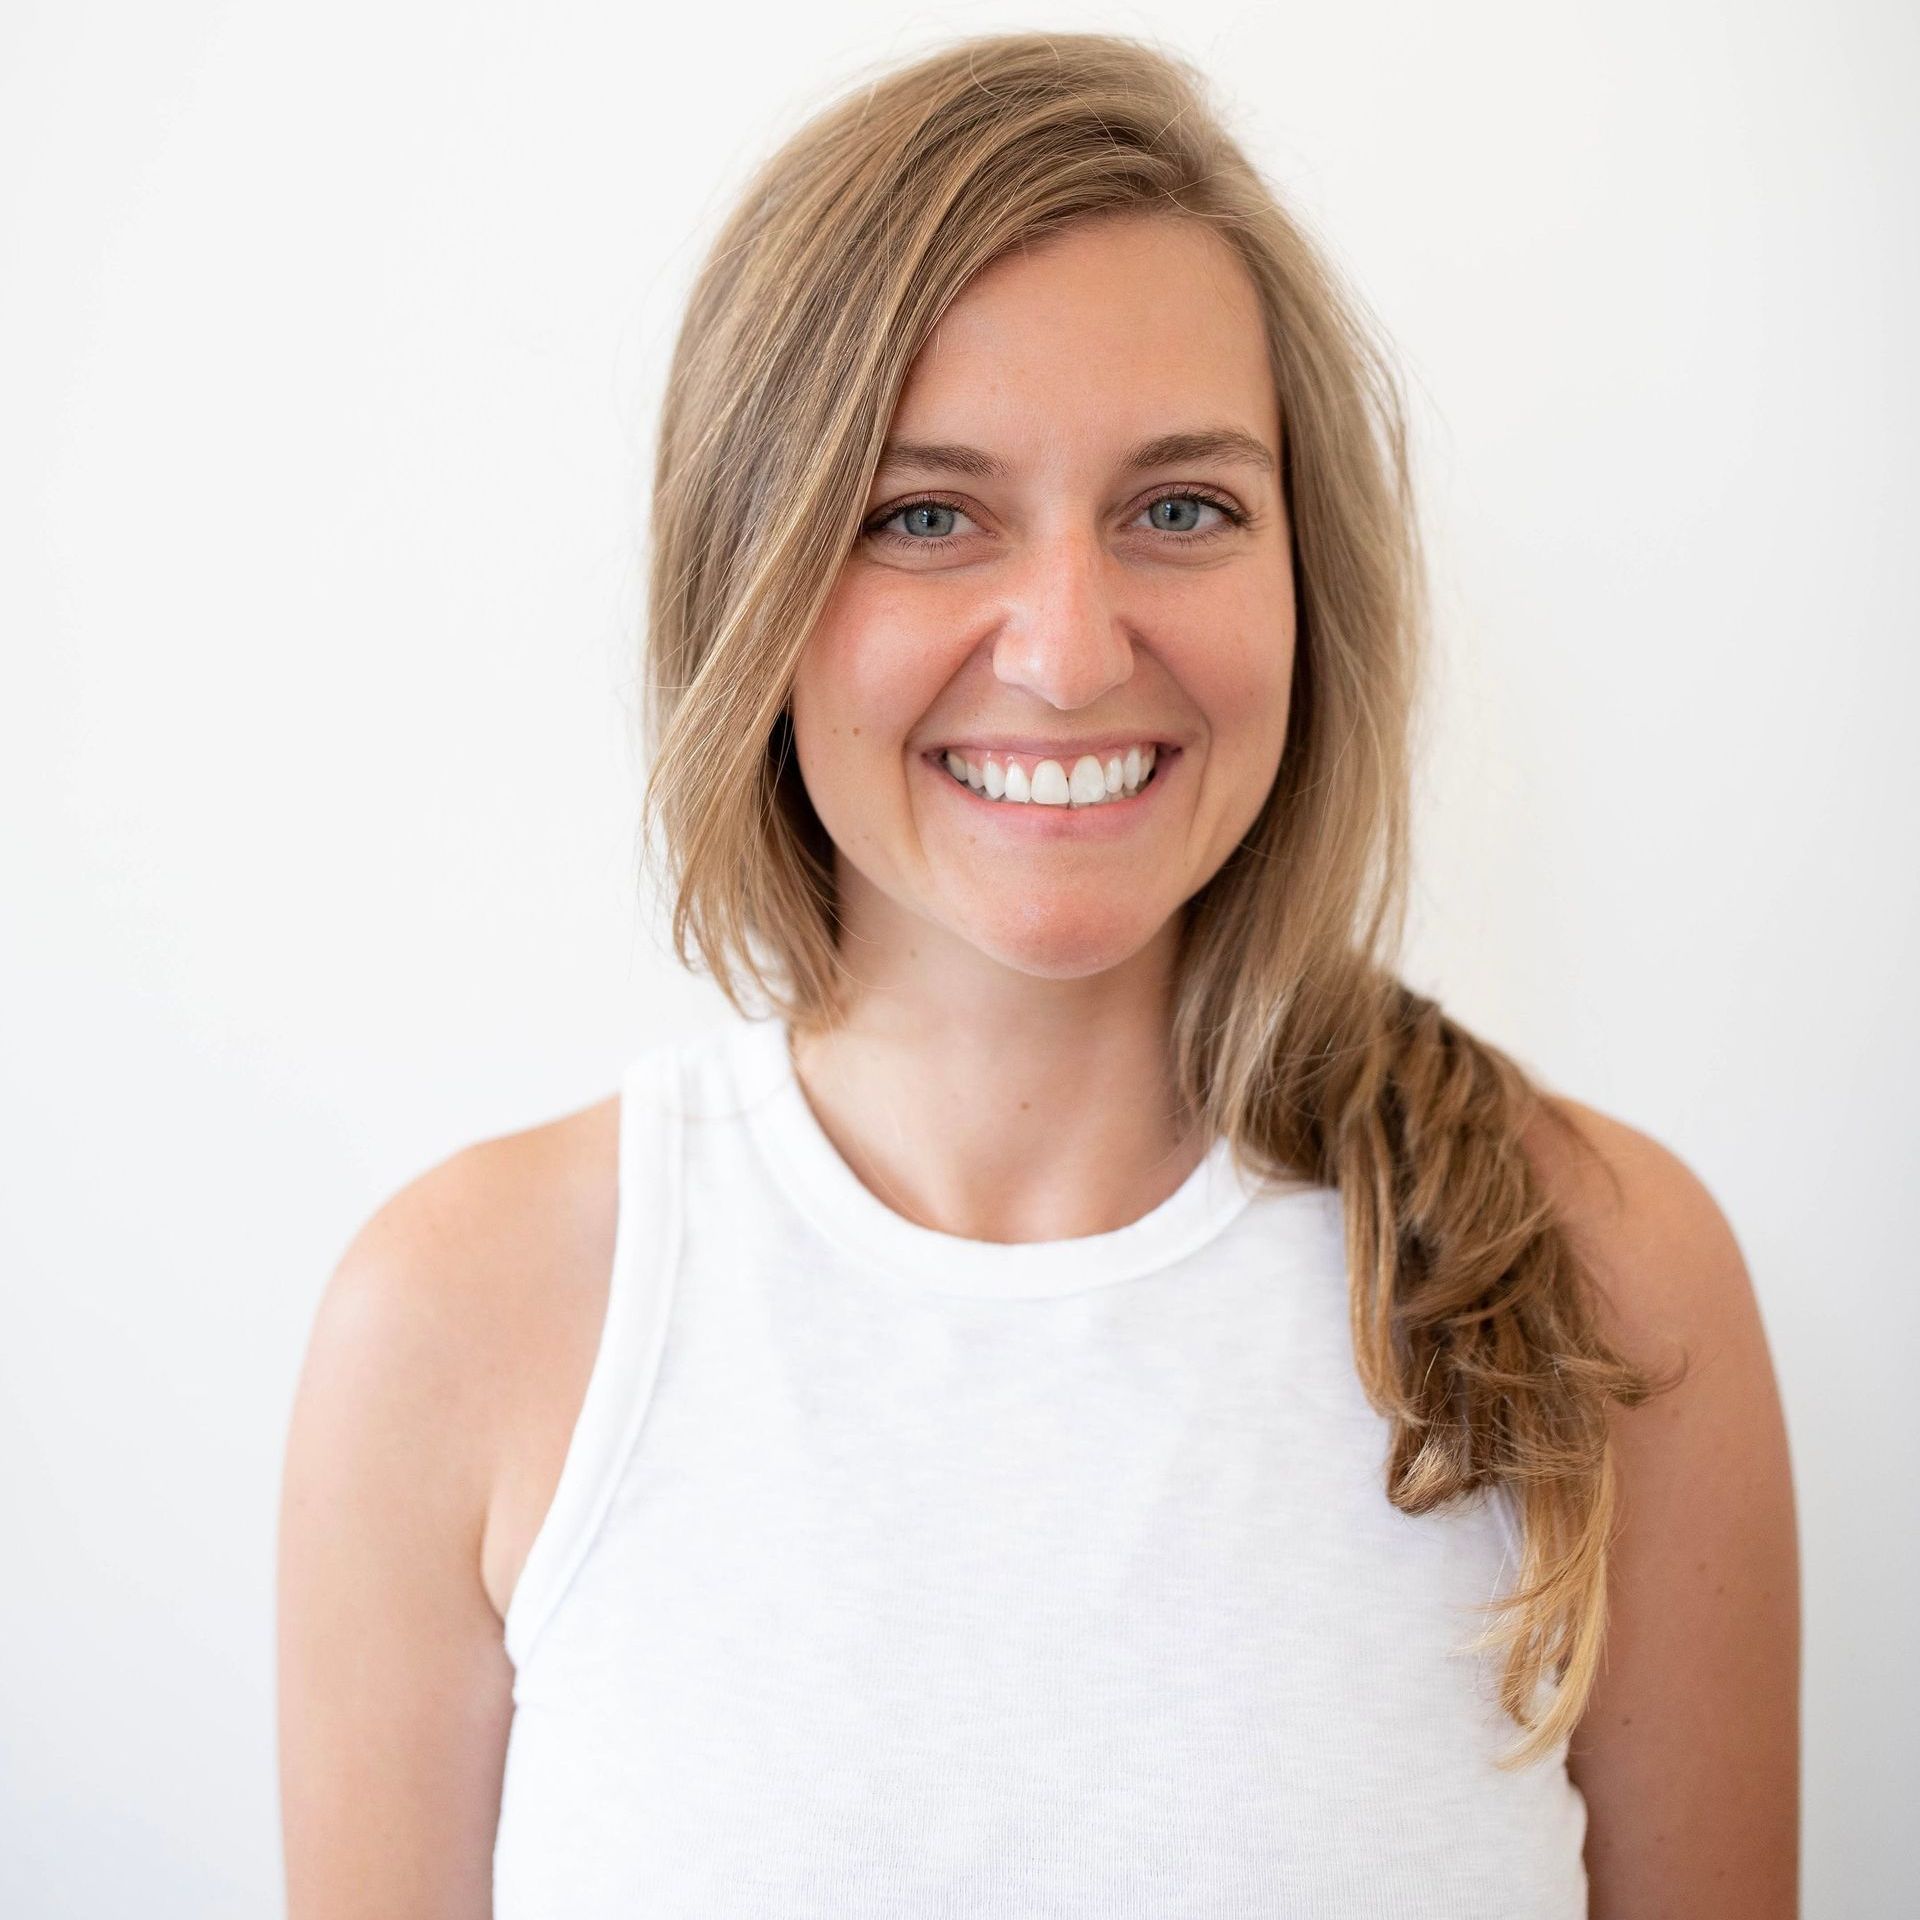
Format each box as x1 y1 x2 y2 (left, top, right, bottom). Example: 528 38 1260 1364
874 425 1278 482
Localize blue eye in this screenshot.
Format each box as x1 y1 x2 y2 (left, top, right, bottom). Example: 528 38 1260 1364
861 500 977 546
1145 496 1211 533
860 487 1250 553
897 503 961 539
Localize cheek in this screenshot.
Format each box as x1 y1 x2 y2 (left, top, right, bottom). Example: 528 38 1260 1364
1167 594 1295 748
789 583 958 833
796 577 964 745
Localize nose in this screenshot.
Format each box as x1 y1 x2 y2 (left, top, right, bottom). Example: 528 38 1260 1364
988 526 1136 712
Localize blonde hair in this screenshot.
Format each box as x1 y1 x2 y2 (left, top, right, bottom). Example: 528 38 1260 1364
638 30 1680 1770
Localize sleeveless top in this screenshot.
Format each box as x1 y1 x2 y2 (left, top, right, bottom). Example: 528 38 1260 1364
492 1018 1590 1917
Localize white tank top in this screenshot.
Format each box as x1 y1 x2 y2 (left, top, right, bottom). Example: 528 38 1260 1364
493 1018 1589 1916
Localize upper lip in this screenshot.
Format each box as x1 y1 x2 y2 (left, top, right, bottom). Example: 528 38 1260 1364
925 735 1181 760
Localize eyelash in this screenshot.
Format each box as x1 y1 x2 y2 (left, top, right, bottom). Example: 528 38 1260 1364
860 486 1252 552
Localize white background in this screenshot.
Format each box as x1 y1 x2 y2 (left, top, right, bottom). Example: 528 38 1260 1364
4 1 1914 1911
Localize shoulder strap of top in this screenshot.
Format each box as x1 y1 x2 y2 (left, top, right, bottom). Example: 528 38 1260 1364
501 1037 688 1672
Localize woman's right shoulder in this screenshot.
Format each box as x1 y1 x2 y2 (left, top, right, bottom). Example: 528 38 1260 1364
279 1093 626 1904
331 1087 623 1316
304 1089 626 1521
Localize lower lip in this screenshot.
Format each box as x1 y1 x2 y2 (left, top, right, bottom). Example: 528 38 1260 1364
919 749 1182 838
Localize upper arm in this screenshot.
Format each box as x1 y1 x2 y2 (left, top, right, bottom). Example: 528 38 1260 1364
1528 1099 1801 1919
277 1152 519 1919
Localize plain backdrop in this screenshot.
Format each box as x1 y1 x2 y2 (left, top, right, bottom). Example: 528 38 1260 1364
4 1 1914 1912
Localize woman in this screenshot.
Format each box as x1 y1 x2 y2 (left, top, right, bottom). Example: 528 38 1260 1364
278 31 1799 1917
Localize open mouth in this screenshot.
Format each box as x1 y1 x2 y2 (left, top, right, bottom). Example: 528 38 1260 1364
923 744 1176 810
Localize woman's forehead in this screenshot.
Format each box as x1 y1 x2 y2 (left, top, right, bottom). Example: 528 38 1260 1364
888 220 1278 467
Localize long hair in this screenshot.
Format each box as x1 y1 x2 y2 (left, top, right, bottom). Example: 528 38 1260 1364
637 29 1681 1770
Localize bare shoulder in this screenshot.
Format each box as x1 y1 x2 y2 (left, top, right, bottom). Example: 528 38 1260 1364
278 1089 621 1913
342 1088 622 1298
1519 1092 1801 1919
326 1091 623 1609
1522 1095 1745 1354
321 1091 620 1442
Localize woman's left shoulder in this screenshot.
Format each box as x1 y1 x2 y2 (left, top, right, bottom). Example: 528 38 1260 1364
1518 1092 1801 1917
1518 1092 1756 1359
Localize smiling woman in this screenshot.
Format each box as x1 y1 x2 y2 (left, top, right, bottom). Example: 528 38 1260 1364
786 213 1296 973
277 28 1799 1920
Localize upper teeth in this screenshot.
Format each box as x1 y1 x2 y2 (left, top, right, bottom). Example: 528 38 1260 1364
939 744 1159 807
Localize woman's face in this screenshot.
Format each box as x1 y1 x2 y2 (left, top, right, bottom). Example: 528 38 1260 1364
788 211 1296 985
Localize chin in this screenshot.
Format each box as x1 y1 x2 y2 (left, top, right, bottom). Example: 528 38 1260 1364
949 903 1168 981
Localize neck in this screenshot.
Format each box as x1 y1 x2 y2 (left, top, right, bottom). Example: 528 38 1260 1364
786 920 1206 1247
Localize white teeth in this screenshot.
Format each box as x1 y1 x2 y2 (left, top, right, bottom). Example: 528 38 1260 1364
937 744 1161 807
1067 755 1106 805
1030 761 1070 805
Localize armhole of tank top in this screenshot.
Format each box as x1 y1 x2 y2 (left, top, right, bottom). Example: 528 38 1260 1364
500 1041 687 1674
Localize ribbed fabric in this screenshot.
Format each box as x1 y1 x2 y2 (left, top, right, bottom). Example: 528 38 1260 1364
493 1018 1589 1917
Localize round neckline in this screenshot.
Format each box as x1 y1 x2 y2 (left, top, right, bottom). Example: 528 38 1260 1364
727 1016 1268 1298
